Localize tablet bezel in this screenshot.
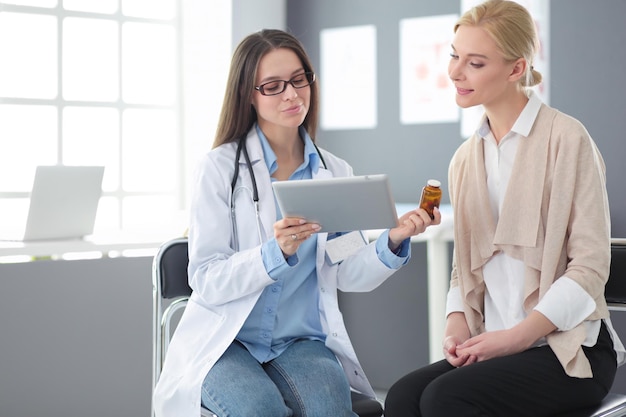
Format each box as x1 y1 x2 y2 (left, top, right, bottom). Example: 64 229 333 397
272 174 398 233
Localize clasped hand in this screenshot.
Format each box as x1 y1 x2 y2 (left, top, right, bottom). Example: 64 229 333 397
444 329 530 367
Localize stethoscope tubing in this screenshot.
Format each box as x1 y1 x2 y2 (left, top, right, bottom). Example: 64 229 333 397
229 137 327 251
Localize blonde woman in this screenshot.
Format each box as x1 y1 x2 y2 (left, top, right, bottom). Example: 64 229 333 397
385 1 625 416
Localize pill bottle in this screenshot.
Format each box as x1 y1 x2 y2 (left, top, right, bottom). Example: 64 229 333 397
419 179 441 219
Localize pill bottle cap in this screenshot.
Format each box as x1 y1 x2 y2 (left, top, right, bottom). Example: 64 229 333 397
427 179 441 188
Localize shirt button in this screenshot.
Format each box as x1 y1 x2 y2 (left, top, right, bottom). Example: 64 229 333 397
332 332 338 337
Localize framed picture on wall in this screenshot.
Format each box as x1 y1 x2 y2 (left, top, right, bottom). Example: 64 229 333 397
320 25 377 130
399 14 460 125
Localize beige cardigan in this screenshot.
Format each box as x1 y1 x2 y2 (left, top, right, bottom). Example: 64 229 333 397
448 104 611 378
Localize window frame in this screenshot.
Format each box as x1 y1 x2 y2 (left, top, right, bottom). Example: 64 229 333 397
0 1 185 233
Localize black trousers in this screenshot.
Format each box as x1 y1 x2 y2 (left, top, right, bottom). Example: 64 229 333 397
384 322 617 417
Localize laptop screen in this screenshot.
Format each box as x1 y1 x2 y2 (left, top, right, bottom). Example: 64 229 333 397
22 165 105 241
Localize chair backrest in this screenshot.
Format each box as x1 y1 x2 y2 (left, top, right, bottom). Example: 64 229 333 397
155 237 191 299
606 239 626 308
580 240 626 417
151 237 191 412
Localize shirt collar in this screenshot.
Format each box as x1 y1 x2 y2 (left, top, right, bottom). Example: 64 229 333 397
255 124 321 175
477 90 543 139
511 90 542 137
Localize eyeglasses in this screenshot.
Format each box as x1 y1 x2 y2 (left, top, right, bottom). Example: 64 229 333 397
254 72 316 96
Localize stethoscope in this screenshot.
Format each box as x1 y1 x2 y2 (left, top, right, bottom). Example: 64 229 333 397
229 137 327 251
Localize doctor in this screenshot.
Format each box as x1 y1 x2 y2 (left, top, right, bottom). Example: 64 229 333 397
153 29 440 417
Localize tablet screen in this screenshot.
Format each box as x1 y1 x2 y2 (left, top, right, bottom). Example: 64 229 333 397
272 174 398 233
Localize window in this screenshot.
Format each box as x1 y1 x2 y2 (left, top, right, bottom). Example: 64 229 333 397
0 0 229 236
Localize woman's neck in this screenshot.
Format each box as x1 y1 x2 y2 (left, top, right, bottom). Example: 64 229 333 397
484 91 529 143
261 125 304 180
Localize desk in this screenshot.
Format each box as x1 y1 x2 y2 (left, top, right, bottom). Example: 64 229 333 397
369 204 454 363
0 255 154 417
0 230 184 261
0 230 184 415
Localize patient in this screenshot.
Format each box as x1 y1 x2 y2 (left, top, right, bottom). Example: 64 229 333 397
384 1 626 416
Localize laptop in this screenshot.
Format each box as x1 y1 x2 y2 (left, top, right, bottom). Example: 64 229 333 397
272 174 398 233
0 165 105 242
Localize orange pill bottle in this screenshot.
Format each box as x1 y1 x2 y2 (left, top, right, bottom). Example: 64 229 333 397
419 179 441 219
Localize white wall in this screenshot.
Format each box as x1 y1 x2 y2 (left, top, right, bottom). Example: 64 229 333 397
231 0 286 47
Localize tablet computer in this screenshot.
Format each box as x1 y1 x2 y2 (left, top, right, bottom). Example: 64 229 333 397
272 174 398 233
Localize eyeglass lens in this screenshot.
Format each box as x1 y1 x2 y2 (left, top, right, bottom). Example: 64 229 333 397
256 72 315 96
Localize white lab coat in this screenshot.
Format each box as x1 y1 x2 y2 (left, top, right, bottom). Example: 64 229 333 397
153 128 402 417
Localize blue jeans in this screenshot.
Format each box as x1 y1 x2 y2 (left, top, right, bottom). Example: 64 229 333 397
201 339 358 417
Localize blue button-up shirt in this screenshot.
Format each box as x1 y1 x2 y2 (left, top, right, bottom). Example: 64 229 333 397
236 124 409 363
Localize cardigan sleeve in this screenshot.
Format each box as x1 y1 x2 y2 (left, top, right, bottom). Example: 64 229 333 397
551 113 611 301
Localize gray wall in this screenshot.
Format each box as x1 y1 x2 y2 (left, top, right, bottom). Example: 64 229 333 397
339 242 432 390
550 0 626 236
288 0 461 210
287 0 626 237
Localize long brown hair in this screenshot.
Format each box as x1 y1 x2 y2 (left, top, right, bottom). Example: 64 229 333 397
212 29 319 149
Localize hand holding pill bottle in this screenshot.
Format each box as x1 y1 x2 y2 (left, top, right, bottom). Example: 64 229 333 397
419 179 441 220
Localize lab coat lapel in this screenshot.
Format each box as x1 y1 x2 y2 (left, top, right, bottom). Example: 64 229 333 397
244 129 278 244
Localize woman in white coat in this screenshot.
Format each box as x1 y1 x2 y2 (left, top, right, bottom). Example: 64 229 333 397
153 29 441 417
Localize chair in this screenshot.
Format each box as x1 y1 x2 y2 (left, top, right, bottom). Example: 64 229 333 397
152 237 383 417
481 240 626 417
566 239 626 417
